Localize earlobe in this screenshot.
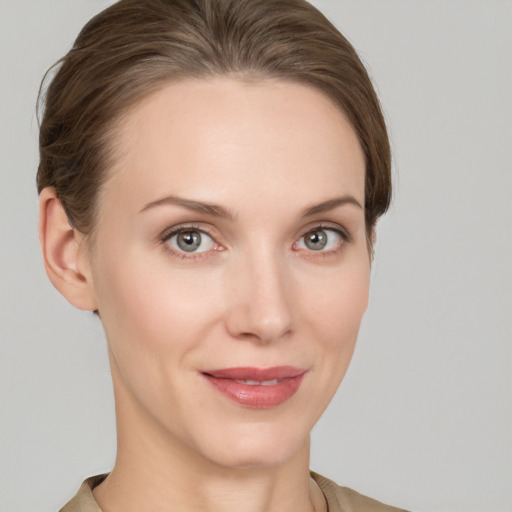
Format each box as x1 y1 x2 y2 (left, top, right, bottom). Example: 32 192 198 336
38 187 97 311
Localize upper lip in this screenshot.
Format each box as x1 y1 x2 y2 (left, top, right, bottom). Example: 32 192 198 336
202 366 306 381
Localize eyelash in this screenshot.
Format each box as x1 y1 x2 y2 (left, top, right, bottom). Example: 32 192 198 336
158 223 350 261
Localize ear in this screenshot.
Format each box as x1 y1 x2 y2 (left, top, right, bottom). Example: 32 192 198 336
38 187 98 311
367 224 377 263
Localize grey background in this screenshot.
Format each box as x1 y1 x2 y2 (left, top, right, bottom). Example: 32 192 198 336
1 1 510 511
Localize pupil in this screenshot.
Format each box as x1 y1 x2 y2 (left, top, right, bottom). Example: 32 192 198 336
178 231 201 252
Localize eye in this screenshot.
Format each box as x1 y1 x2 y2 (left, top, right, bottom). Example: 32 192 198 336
166 229 215 253
296 227 344 252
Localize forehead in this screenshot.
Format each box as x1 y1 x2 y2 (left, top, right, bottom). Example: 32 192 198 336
102 78 365 214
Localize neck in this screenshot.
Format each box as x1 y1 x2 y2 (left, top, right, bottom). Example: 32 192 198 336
94 367 326 512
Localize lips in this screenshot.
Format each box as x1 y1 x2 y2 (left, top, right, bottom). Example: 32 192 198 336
201 366 306 408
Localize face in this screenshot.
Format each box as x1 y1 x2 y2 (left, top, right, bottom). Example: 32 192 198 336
86 78 369 469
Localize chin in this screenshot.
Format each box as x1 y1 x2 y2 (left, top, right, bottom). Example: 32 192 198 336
190 419 310 470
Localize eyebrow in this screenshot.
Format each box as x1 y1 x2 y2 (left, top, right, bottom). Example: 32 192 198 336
140 194 362 220
301 195 363 217
140 195 237 221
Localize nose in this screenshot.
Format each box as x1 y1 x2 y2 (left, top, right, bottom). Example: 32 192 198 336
224 250 293 344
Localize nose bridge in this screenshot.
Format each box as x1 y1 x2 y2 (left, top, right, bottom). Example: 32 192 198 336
226 241 293 343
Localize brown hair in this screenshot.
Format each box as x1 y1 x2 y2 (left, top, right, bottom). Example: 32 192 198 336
37 0 391 241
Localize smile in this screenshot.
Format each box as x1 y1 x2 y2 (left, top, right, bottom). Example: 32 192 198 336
201 366 307 408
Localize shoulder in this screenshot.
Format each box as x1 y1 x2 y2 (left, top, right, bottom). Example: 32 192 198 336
311 472 410 512
59 475 106 512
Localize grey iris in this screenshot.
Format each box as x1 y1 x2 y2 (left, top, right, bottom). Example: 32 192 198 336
305 229 328 250
177 230 202 252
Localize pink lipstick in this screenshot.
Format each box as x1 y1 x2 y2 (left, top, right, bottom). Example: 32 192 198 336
201 366 306 408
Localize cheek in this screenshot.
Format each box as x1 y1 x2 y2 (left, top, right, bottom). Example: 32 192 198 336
282 254 370 429
299 254 370 380
92 245 224 359
90 248 229 426
302 256 370 337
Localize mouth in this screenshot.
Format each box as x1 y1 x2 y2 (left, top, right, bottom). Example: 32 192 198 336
201 366 307 408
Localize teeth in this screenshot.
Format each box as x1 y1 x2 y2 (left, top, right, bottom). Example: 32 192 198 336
236 379 279 386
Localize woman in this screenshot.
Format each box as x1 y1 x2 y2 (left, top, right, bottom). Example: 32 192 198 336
37 0 406 510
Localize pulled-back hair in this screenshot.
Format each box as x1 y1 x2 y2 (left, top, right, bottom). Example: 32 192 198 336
37 0 391 240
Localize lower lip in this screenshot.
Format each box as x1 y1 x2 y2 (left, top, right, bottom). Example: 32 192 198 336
203 373 306 408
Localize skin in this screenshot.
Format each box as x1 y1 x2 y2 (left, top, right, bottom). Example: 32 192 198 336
40 78 369 512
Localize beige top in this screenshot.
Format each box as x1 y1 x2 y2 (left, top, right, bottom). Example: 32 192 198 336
59 472 409 512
